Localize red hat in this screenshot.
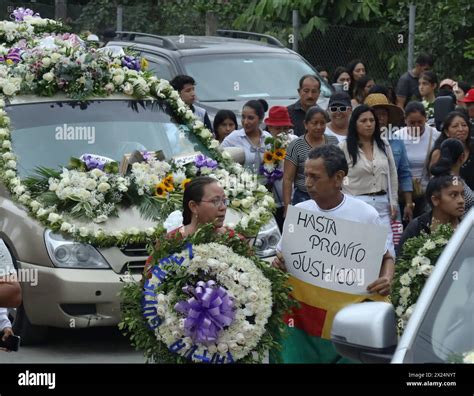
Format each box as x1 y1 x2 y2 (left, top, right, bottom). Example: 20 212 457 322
264 106 293 127
459 88 474 103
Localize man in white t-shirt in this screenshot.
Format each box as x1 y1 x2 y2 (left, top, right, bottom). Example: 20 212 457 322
274 145 394 296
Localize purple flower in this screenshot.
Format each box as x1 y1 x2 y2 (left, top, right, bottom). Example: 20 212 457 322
141 151 153 162
11 7 40 21
0 48 22 64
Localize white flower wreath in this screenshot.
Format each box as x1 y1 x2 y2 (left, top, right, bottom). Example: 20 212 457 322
143 243 273 363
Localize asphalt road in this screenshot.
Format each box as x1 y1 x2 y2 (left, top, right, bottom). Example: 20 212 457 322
0 326 145 363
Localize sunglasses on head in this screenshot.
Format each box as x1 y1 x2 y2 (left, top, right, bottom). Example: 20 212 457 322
329 106 349 113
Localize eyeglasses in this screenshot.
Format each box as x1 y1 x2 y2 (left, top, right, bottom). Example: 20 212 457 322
200 197 230 208
329 106 349 113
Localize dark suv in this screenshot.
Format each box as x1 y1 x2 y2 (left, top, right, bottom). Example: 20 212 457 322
108 30 332 121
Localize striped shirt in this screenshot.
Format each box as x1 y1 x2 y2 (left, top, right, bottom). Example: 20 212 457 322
285 134 339 192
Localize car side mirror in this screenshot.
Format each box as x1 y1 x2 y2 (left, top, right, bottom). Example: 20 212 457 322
331 301 398 364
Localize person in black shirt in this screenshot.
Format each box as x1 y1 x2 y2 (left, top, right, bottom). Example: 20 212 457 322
396 53 434 108
287 75 321 137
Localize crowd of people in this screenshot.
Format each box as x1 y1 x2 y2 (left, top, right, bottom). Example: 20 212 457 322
164 54 473 362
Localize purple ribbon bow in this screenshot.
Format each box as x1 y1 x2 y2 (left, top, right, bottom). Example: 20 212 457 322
81 154 106 171
121 56 140 71
259 164 283 184
11 7 40 21
175 280 235 345
194 154 217 170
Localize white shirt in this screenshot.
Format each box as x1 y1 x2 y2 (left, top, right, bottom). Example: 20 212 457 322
277 194 391 253
393 125 440 185
324 125 347 143
220 128 272 171
0 239 14 332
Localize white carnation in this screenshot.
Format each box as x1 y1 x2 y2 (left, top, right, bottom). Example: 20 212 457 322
113 74 124 85
399 287 411 299
48 213 61 223
2 140 11 149
97 182 111 193
399 273 411 286
60 222 73 232
422 240 436 250
7 160 16 169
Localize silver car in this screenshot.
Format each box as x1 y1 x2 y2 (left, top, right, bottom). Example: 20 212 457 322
331 208 474 363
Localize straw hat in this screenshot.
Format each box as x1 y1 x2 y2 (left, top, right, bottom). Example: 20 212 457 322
364 94 404 126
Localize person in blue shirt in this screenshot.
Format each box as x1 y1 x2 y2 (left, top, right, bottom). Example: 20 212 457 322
365 94 414 223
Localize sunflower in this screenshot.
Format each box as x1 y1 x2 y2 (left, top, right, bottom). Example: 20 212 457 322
181 178 192 190
154 183 167 198
162 175 175 192
263 151 275 164
273 148 286 161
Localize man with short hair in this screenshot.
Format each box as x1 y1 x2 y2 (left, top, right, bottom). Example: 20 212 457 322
287 75 321 136
396 53 434 108
324 92 352 142
170 75 213 132
273 145 394 363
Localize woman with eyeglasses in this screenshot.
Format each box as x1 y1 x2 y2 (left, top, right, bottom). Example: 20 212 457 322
283 106 339 212
339 105 399 257
169 176 230 238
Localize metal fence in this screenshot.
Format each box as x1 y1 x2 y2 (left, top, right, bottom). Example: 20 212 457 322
299 25 405 88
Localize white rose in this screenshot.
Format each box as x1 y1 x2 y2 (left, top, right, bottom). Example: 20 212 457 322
2 140 11 149
90 168 104 178
418 264 433 276
122 82 134 95
399 273 411 286
209 139 220 149
0 128 9 138
60 222 73 232
51 53 61 62
97 182 111 193
399 287 411 299
79 190 91 200
241 199 252 209
231 199 241 208
4 169 15 178
37 208 48 217
79 227 89 237
13 185 25 195
42 57 51 67
419 256 431 266
193 120 204 129
7 160 16 169
422 240 436 251
217 343 228 354
113 74 124 85
185 110 194 119
42 72 54 82
199 129 212 139
239 273 250 287
30 200 41 212
105 82 115 92
395 306 405 317
48 213 61 223
2 152 14 160
2 82 16 96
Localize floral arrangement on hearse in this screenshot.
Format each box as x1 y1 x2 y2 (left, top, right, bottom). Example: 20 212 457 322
0 9 276 248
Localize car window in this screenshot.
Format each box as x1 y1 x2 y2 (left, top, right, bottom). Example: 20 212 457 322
7 100 211 178
411 225 474 363
141 53 174 81
181 53 332 102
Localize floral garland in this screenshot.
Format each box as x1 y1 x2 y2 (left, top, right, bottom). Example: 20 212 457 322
392 224 454 332
0 10 276 247
119 224 294 363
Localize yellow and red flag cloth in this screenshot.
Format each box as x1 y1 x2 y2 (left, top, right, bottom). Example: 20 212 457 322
279 276 388 363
